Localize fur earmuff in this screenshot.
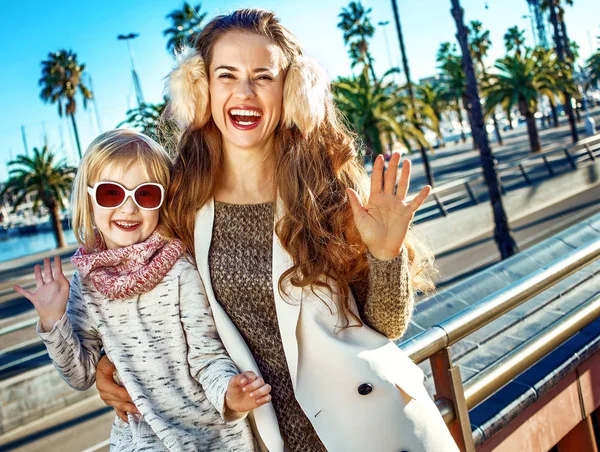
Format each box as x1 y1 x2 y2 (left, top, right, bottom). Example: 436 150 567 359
282 56 329 137
166 47 211 129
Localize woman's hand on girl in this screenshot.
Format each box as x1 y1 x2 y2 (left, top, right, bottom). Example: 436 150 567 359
225 371 272 414
14 256 70 332
96 355 139 423
347 152 431 261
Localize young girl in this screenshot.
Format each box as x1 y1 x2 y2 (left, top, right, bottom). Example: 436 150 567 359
14 129 271 451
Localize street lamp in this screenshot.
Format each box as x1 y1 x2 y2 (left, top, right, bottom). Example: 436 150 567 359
117 32 145 108
377 20 394 71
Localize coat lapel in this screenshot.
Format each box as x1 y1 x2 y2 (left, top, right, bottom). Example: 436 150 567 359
271 198 302 391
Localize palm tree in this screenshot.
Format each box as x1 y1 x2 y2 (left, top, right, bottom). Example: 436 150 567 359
117 99 178 152
389 0 436 187
545 0 579 142
164 2 207 54
450 0 517 260
1 146 75 248
39 50 92 159
532 47 569 128
437 43 470 144
468 20 503 145
504 26 526 57
333 68 429 158
586 49 600 87
416 83 449 147
337 1 377 81
118 101 165 140
485 50 563 153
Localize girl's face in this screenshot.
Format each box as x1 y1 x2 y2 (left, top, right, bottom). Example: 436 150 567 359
90 164 160 250
209 31 285 154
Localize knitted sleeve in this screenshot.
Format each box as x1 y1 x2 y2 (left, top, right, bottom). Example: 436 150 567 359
350 247 414 340
37 272 103 391
178 264 246 423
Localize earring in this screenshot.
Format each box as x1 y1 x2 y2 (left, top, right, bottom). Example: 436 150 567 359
282 56 329 137
166 47 211 128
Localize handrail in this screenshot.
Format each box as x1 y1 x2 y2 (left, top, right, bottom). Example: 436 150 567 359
464 293 600 408
400 239 600 364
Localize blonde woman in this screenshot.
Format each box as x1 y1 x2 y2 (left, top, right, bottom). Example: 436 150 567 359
96 10 458 452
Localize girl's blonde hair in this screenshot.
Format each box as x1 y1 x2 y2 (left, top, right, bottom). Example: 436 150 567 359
71 128 173 252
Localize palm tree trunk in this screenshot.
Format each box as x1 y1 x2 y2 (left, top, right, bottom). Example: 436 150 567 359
491 112 503 145
451 0 518 260
463 96 478 150
390 0 436 186
549 99 559 127
525 112 542 153
549 0 578 143
558 14 582 124
436 112 446 147
479 62 503 145
505 107 514 130
366 52 377 82
48 202 66 248
69 112 83 159
456 103 467 142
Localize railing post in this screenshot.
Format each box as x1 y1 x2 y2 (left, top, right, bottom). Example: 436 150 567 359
584 144 596 161
563 148 577 169
463 181 478 204
556 416 598 452
541 155 555 176
431 348 475 452
433 193 449 217
519 164 532 185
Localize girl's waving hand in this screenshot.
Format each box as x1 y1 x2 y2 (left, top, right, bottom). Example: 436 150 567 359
14 256 70 332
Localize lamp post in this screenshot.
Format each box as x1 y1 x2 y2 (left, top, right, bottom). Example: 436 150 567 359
117 33 145 108
377 20 394 70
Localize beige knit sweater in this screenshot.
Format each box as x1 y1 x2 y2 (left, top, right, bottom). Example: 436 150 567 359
208 201 413 452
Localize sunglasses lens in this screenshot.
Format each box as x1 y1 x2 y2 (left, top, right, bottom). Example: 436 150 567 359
95 183 125 208
134 184 163 209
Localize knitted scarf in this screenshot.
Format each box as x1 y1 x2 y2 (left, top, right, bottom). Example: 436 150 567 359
71 231 184 299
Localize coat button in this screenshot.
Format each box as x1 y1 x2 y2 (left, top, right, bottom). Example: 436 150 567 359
357 383 373 395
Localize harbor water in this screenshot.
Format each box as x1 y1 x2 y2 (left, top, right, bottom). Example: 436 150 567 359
0 229 77 263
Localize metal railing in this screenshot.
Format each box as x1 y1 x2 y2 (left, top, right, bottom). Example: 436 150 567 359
415 134 600 223
399 239 600 451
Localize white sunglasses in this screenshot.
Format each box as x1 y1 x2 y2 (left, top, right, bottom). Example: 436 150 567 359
87 181 165 211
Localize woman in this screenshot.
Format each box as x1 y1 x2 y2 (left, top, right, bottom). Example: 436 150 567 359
97 8 458 452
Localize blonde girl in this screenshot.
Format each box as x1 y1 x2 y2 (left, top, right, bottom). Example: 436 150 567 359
14 129 271 451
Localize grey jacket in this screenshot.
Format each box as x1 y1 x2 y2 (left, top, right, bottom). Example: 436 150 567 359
38 257 255 451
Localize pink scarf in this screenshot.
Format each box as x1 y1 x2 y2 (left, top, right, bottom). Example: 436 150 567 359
71 231 184 299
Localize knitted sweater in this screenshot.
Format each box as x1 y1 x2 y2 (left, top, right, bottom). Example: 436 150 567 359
209 202 412 451
38 257 255 452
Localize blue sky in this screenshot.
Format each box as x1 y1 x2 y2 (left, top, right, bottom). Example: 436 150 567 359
1 0 599 180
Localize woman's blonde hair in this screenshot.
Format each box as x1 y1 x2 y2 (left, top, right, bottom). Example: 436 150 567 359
166 9 436 327
71 128 173 252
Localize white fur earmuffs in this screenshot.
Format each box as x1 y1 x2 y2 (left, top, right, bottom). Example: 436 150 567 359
166 46 329 136
166 47 211 129
282 55 329 137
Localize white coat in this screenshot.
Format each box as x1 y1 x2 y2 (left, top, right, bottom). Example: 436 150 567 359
194 199 458 452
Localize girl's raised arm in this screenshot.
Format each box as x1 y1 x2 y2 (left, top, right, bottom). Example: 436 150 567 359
16 260 103 391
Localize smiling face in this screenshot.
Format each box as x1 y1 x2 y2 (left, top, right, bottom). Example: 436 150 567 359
90 163 160 250
208 31 286 155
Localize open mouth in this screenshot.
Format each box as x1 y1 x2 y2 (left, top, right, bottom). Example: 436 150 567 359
228 108 263 130
113 221 141 232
